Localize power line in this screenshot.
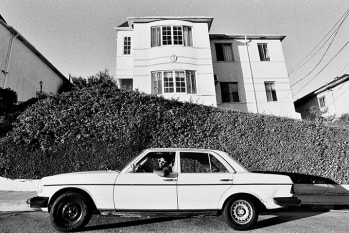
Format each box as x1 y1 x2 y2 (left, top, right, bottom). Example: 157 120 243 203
291 8 349 89
337 61 349 76
289 8 349 75
293 40 349 96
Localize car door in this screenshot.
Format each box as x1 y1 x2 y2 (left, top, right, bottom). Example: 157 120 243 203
177 151 234 210
113 151 178 210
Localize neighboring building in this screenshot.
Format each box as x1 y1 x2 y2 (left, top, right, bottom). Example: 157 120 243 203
294 74 349 119
0 15 71 102
115 16 217 106
210 34 299 119
115 16 300 119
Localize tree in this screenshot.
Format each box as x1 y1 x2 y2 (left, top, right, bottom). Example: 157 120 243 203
71 69 117 89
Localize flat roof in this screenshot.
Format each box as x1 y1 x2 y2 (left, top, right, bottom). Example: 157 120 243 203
210 34 286 41
116 16 214 30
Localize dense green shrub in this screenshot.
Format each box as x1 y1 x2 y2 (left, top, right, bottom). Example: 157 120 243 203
0 83 348 183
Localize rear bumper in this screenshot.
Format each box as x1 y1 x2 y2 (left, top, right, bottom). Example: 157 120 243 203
274 197 301 207
27 196 49 208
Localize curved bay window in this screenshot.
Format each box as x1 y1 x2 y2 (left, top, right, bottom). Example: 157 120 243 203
151 25 193 47
151 70 197 94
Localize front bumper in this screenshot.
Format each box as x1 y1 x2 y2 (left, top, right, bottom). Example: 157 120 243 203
274 197 301 207
27 196 49 208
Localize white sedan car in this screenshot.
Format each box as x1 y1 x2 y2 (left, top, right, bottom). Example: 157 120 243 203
28 148 300 231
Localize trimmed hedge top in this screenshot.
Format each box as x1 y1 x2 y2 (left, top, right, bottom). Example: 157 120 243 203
0 84 348 183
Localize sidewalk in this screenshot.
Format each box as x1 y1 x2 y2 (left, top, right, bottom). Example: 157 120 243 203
0 191 37 211
0 177 40 212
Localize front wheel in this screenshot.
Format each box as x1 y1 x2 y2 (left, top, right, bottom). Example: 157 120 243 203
50 192 92 232
223 196 258 230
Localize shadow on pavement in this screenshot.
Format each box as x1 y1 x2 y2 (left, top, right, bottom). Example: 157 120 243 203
83 216 186 231
256 206 330 229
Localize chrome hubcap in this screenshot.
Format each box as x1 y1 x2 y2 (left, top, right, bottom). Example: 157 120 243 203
231 200 253 224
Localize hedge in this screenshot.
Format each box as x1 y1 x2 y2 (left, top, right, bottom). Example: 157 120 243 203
0 84 348 183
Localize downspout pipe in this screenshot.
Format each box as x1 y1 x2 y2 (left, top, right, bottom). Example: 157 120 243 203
2 32 18 88
245 35 259 113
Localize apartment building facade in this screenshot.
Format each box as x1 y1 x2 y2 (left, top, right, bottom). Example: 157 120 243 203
115 17 299 119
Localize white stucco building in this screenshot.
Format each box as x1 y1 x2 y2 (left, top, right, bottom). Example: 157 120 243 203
115 16 217 106
210 34 299 118
115 16 300 119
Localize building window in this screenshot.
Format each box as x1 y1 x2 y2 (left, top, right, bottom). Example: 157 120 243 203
258 43 270 61
318 96 326 108
215 43 233 61
265 82 277 102
120 79 133 91
151 26 193 47
220 82 240 103
151 70 197 94
123 37 131 55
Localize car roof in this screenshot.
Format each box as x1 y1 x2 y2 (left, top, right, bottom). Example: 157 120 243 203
145 148 221 153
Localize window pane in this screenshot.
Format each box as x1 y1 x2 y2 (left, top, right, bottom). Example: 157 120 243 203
180 152 211 173
173 26 183 45
265 82 277 101
186 71 196 94
215 44 224 61
164 71 174 93
123 37 131 55
183 26 193 46
151 27 161 47
162 26 172 45
319 96 326 108
175 71 186 92
223 44 233 61
258 43 270 61
220 83 231 102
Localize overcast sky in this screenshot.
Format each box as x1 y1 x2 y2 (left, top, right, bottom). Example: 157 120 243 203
2 0 349 99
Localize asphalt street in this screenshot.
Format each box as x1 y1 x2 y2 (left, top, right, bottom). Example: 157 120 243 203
0 208 348 233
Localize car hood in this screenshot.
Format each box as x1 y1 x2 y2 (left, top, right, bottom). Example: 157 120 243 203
41 170 120 186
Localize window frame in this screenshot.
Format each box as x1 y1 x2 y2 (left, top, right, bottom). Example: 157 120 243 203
151 25 193 47
220 82 240 103
215 43 234 62
265 81 278 102
123 36 131 55
257 43 270 61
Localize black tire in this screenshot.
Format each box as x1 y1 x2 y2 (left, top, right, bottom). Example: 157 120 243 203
223 196 258 230
50 192 92 232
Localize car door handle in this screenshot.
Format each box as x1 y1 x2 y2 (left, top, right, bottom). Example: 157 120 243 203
220 179 233 182
163 178 177 182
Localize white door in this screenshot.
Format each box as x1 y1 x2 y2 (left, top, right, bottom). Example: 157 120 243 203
114 151 177 210
177 152 233 210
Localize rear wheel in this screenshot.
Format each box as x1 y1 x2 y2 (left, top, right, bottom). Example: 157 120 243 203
50 192 92 232
223 196 258 230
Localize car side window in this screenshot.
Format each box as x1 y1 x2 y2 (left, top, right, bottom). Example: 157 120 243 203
209 154 228 173
133 152 175 175
180 152 228 173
